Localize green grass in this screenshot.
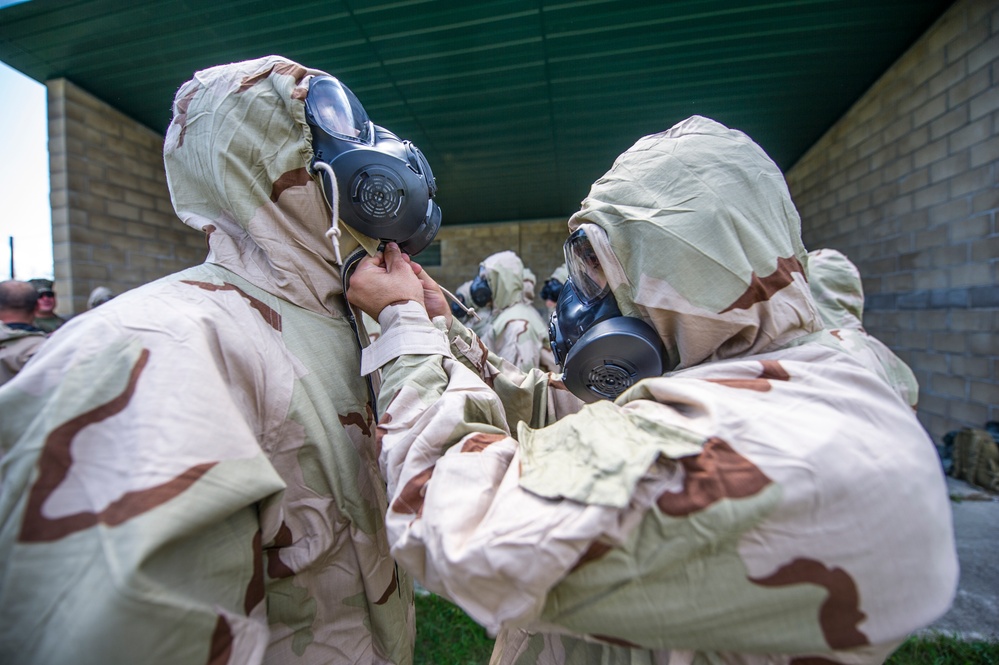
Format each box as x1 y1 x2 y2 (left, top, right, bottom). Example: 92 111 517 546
414 593 999 665
887 634 999 664
415 592 494 665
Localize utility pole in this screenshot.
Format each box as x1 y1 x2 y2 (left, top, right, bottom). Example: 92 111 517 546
8 236 13 279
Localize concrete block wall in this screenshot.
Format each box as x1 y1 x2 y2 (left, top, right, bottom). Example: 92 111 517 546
45 74 568 318
423 218 569 313
47 78 204 315
785 0 998 445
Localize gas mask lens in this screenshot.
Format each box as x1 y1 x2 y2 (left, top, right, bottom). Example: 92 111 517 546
306 76 372 145
564 228 609 306
305 74 442 256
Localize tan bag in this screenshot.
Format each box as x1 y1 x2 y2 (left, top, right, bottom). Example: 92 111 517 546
950 427 999 492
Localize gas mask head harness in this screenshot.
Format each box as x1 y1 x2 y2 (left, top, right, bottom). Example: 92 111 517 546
305 75 441 256
548 228 665 403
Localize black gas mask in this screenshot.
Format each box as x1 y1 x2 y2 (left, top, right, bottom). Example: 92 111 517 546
450 291 469 321
539 277 563 303
469 266 492 308
305 75 441 256
548 229 665 403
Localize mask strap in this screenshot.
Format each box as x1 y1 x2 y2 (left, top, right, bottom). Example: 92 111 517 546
313 160 344 266
439 286 481 322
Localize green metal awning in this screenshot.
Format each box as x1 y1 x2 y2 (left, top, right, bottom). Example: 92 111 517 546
0 0 954 225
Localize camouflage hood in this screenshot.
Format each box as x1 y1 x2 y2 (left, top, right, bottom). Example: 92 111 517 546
164 55 371 317
549 263 569 285
482 250 526 311
805 248 865 329
568 115 821 370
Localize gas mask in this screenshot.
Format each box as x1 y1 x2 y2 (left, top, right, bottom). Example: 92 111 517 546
548 228 665 403
539 277 563 303
305 75 441 256
450 291 469 321
469 266 492 307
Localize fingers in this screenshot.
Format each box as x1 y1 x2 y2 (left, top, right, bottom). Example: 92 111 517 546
414 268 431 286
382 242 407 273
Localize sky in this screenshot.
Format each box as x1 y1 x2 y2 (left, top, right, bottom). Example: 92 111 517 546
0 59 53 281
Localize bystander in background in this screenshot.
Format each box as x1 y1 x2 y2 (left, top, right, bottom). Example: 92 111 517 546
0 280 47 385
27 278 65 332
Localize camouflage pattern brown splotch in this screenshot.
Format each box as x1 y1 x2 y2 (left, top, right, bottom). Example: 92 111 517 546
0 56 414 665
804 248 919 408
363 117 956 664
478 251 548 372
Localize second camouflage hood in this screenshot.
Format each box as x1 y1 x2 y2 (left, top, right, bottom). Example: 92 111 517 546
568 115 821 371
164 55 376 317
805 248 866 330
482 250 526 311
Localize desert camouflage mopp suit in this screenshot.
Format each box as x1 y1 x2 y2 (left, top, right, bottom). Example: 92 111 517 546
0 56 414 664
805 247 920 410
478 250 549 373
362 117 958 664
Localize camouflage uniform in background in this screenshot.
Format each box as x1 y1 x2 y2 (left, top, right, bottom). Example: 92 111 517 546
0 323 46 385
356 117 957 664
805 248 920 409
0 56 413 665
543 263 569 315
479 250 549 372
450 279 481 330
26 278 66 333
522 267 537 306
538 264 568 372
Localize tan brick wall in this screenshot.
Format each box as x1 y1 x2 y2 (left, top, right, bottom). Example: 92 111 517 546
46 76 568 317
785 0 999 444
423 218 569 312
47 78 204 315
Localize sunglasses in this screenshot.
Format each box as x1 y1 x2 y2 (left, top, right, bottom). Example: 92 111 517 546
38 291 55 298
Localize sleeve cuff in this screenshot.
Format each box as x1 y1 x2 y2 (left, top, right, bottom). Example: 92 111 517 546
360 301 453 375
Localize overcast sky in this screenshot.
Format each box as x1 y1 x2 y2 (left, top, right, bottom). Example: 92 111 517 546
0 59 53 281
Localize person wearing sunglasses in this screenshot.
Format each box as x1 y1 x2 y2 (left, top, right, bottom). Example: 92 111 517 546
347 116 957 664
26 278 66 332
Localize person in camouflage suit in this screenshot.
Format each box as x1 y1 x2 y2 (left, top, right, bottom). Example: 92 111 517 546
0 56 414 664
474 250 549 372
346 116 956 664
805 248 919 409
540 263 569 316
0 280 47 386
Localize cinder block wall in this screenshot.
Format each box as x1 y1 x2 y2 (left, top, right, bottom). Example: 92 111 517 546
46 76 568 318
47 78 204 315
785 0 998 445
424 218 568 312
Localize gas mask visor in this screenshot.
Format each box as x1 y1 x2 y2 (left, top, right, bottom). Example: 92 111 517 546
306 76 372 145
564 228 610 306
550 229 665 403
306 75 441 256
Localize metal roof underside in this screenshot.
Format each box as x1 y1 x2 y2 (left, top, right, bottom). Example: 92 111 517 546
0 0 954 225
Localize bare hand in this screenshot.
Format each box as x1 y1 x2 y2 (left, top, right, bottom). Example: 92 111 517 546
346 242 425 319
409 261 453 328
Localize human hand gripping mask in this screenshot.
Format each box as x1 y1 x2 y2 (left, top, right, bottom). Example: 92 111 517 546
305 75 441 256
549 227 665 402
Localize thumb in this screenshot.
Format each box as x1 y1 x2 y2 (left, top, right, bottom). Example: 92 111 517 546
382 242 406 273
